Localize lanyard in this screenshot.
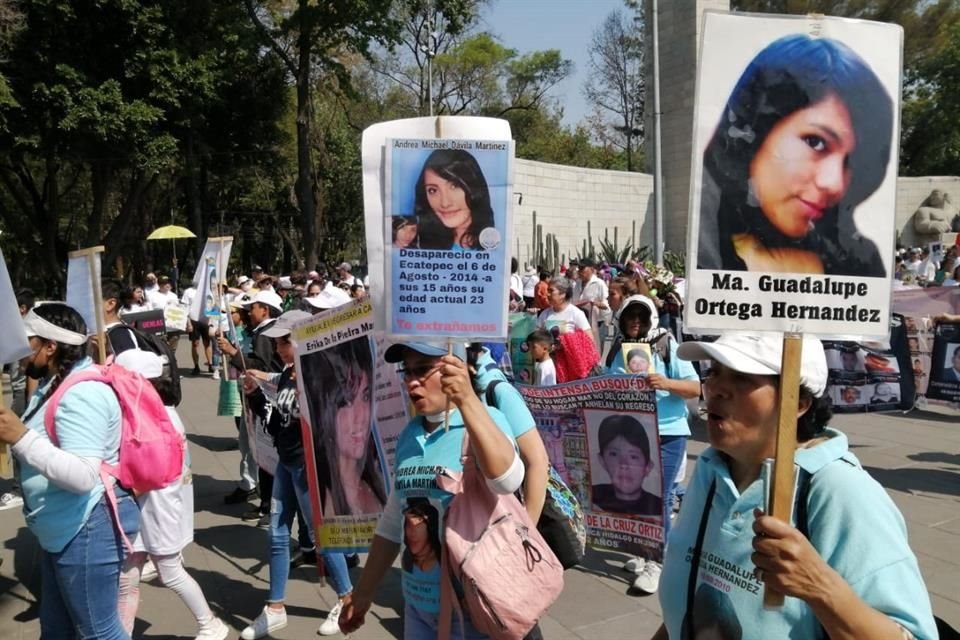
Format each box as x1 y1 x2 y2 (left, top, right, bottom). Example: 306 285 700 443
683 479 717 637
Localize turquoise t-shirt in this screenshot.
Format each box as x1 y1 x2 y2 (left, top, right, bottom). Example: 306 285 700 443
473 348 535 439
658 429 937 640
607 335 698 437
392 407 515 614
17 358 122 553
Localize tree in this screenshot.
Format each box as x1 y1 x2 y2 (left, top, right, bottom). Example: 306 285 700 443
245 0 399 269
583 8 645 171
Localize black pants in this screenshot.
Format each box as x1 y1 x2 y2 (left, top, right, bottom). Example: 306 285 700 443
524 623 544 640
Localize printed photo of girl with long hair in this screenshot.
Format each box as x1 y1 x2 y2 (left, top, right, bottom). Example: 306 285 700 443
300 336 389 518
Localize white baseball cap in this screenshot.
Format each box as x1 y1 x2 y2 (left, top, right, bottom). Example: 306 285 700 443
304 288 352 310
677 333 828 397
242 290 284 313
262 310 313 338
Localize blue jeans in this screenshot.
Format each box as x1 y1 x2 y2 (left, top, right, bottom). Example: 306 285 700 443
268 461 352 602
659 435 687 540
39 490 140 639
403 602 488 640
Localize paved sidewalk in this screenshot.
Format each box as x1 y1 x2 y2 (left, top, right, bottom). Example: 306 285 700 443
1 364 959 639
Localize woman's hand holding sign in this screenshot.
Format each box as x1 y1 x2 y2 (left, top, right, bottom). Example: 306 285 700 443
438 354 474 409
750 509 833 602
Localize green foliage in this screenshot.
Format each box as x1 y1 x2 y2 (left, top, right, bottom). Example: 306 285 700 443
663 249 686 278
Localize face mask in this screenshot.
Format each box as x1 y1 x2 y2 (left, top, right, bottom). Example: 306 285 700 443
23 347 48 380
425 410 449 424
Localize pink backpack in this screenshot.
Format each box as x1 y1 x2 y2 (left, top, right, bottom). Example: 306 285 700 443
44 362 185 548
437 431 564 640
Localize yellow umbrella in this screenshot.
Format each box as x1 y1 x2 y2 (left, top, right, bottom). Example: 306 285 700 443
147 225 196 240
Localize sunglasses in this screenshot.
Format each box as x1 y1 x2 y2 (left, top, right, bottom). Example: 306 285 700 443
397 362 442 383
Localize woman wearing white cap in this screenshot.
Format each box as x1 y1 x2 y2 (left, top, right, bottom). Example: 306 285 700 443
0 303 139 638
650 333 937 640
339 342 526 638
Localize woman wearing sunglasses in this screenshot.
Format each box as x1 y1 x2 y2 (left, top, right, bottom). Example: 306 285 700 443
339 342 524 639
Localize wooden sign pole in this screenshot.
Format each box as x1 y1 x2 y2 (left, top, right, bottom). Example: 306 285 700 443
69 246 107 364
763 333 803 608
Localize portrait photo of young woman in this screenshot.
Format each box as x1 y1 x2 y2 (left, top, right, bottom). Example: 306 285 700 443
695 33 895 277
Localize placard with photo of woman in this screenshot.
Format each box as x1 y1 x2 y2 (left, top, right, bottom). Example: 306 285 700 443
684 13 902 338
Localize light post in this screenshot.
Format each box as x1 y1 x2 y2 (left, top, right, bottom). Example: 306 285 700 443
420 10 438 116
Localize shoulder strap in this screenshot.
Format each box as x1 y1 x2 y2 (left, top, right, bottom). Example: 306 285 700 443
794 468 812 539
685 479 717 634
43 368 109 445
484 379 502 409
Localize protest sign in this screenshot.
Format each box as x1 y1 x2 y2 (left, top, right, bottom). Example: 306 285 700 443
361 117 513 339
373 333 411 480
620 343 654 375
684 12 902 338
293 299 390 552
188 237 232 322
0 249 30 365
508 312 537 385
164 304 189 333
121 308 166 336
66 246 107 361
518 376 664 561
924 321 960 404
0 249 30 476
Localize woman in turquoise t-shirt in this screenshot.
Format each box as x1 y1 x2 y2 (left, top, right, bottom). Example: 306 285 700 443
0 303 139 639
339 341 525 639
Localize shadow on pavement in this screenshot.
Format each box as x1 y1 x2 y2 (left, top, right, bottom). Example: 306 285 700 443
909 451 960 467
187 432 239 453
3 526 40 622
864 466 960 498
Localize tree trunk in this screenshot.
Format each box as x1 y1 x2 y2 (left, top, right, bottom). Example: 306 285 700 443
86 161 112 247
295 2 318 270
43 151 63 288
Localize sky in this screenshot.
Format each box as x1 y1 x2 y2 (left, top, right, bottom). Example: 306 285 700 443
480 0 629 128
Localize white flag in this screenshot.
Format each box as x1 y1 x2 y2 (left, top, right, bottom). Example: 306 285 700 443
0 249 30 364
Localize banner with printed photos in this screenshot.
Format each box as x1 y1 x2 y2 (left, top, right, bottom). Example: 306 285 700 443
924 321 960 404
518 376 665 562
684 12 902 337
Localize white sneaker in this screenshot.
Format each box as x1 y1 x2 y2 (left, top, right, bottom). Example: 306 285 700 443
623 557 645 574
0 492 23 511
196 617 229 640
141 558 159 582
316 600 343 636
632 560 662 594
241 606 287 640
212 369 220 381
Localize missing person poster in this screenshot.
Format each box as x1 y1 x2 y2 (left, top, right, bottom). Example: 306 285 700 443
293 299 390 552
188 237 233 322
620 343 654 375
383 138 514 341
519 376 665 561
924 321 960 404
373 332 411 480
684 12 902 337
66 250 105 337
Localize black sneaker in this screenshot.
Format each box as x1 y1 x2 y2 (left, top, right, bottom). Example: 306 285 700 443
241 505 263 521
256 513 270 529
224 487 257 505
207 364 214 374
192 365 201 376
290 548 317 569
346 554 360 569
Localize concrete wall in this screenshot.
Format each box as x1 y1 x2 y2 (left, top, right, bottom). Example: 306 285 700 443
512 158 653 269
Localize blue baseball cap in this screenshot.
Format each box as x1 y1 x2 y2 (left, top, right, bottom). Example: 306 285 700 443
384 341 467 363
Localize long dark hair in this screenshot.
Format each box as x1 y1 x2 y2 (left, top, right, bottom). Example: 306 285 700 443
401 499 442 572
301 336 387 515
21 304 88 423
414 149 495 250
698 34 892 277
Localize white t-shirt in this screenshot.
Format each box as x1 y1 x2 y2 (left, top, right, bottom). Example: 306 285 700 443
537 304 591 335
510 273 523 299
522 273 537 298
147 289 179 309
577 275 608 306
535 358 557 386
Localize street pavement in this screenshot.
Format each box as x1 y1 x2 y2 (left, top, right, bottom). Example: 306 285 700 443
1 355 959 639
